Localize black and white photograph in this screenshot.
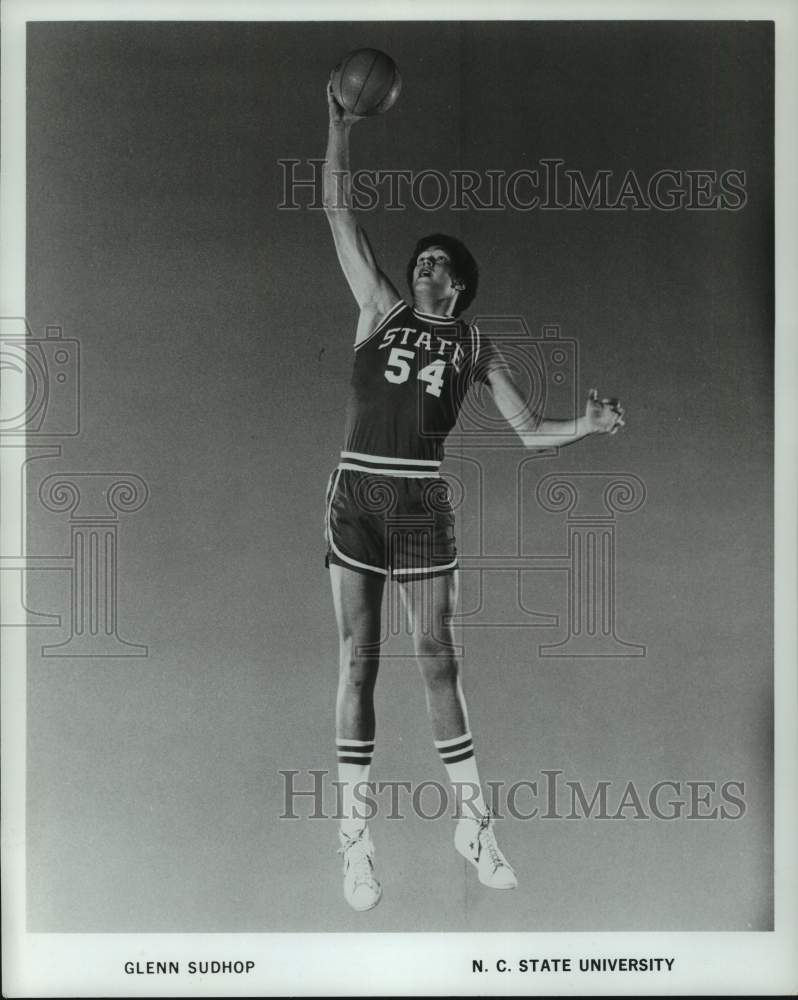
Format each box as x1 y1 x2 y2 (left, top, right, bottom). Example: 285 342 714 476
1 0 796 996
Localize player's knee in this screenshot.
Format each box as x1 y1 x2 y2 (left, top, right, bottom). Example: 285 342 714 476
416 645 459 688
338 637 379 687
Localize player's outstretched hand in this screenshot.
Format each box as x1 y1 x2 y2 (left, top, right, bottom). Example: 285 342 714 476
585 388 626 435
327 79 362 126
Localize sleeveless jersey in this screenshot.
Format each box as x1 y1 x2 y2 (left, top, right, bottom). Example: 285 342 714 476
340 300 491 475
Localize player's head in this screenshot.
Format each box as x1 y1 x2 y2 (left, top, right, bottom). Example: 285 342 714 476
406 234 478 315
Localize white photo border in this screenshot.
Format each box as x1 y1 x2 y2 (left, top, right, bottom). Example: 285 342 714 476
1 0 796 996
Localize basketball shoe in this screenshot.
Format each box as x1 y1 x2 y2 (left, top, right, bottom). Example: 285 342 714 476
454 809 518 889
338 825 382 911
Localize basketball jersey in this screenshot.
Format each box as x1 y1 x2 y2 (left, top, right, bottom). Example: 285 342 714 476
340 299 494 472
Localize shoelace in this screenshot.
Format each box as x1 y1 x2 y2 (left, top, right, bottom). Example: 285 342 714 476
476 812 506 873
479 827 505 873
338 829 377 888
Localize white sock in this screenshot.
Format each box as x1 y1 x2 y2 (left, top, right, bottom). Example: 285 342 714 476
434 731 487 819
336 737 374 834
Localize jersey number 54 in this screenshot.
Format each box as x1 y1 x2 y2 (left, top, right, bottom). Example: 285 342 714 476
384 347 445 398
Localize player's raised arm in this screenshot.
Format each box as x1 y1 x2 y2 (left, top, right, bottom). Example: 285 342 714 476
323 82 400 333
486 364 625 449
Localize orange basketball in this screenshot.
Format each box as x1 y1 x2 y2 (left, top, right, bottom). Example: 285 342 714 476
331 48 402 117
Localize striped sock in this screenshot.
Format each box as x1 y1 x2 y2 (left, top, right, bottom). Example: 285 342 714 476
435 731 487 820
336 737 374 833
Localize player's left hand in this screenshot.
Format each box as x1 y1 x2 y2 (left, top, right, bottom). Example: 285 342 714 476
585 389 625 435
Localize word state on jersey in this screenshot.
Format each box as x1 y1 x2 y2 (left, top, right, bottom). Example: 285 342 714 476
377 320 467 398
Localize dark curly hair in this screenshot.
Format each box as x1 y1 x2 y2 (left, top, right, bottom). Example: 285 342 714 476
405 233 479 316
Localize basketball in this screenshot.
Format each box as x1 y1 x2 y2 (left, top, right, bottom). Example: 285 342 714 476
330 48 402 117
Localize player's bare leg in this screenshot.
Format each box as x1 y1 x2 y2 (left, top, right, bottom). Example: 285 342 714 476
399 570 517 889
329 563 385 910
399 571 483 813
398 570 468 737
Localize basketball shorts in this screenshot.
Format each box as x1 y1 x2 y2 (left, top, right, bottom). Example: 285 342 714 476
324 466 458 580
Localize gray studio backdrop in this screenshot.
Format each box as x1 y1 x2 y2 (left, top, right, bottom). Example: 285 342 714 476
24 21 772 931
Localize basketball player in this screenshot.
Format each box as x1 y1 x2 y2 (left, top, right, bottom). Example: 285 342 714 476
323 81 625 911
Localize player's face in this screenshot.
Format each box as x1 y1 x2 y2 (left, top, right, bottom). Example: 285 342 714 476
413 246 460 295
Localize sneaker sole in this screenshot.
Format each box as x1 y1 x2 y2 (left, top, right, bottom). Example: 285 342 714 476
346 887 383 912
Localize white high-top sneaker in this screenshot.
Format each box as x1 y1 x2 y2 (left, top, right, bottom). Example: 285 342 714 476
454 810 518 889
338 825 382 911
